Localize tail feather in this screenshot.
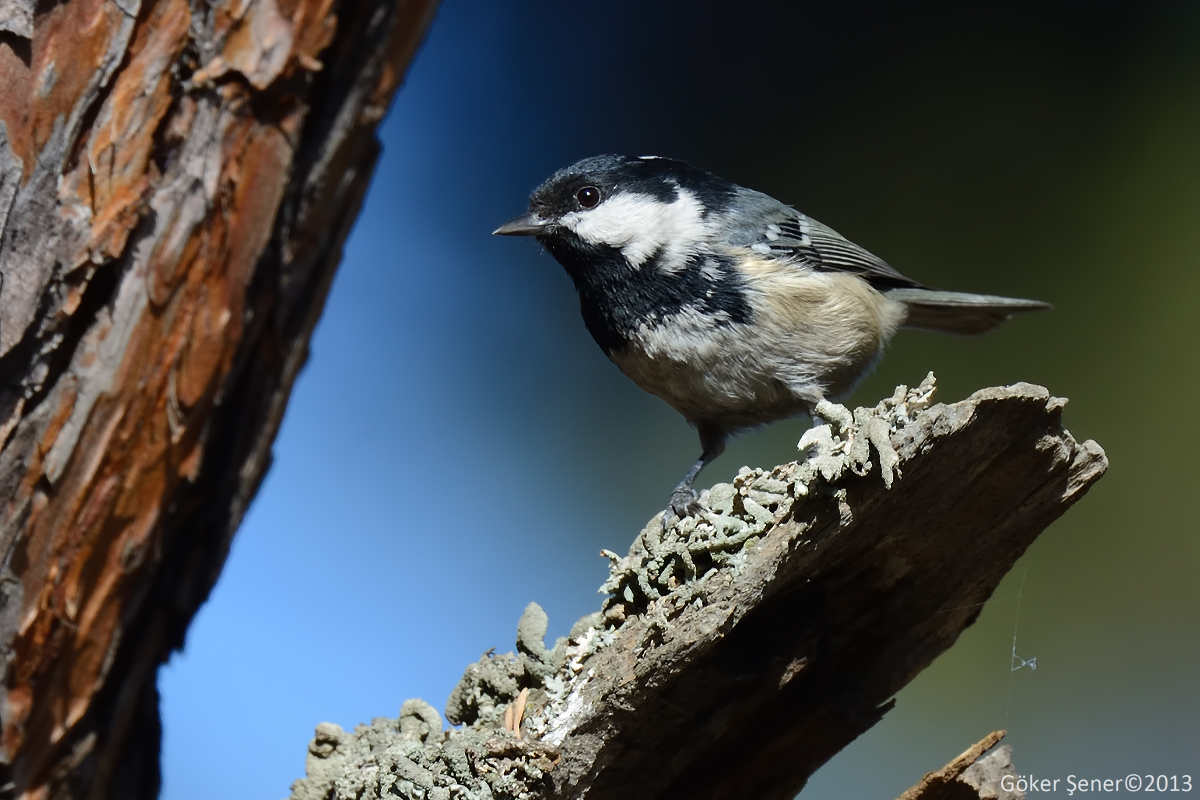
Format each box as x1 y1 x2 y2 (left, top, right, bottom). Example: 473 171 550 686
885 288 1051 336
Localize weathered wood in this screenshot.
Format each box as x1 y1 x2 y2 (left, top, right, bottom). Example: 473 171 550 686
287 378 1106 800
0 1 438 796
897 731 1021 800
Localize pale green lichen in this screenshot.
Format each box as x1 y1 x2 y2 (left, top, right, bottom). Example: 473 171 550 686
599 373 938 620
286 375 940 800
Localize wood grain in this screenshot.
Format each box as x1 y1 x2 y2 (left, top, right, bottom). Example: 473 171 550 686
0 1 438 796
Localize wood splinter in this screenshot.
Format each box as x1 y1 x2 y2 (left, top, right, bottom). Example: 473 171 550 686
504 687 529 739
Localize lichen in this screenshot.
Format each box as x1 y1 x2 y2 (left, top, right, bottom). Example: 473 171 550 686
599 373 938 620
287 375 940 800
287 692 561 800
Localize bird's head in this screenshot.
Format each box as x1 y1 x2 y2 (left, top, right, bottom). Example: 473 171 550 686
494 155 736 270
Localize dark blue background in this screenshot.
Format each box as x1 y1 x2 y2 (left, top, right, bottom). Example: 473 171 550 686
160 2 1200 797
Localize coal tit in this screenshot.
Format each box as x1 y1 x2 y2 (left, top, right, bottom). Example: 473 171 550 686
495 155 1049 523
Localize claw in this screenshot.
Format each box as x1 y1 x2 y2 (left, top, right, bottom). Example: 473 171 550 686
813 399 854 434
663 430 726 531
663 486 700 530
670 487 700 517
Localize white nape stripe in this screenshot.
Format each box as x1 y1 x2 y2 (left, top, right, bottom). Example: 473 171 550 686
559 189 709 271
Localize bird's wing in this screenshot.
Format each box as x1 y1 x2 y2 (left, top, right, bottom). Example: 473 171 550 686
724 193 922 290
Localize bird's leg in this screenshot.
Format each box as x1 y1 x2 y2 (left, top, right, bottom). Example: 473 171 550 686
668 457 708 519
805 390 853 436
664 426 727 528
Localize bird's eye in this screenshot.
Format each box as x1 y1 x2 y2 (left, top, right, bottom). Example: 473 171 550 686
576 186 601 208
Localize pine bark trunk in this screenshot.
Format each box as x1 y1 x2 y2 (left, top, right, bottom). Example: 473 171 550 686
0 1 438 796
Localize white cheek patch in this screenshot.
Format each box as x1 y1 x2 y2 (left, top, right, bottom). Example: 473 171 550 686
560 189 709 271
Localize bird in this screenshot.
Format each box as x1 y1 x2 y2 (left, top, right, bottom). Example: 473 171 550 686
494 154 1049 524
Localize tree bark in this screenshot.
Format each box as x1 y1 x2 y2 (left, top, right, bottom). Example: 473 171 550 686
0 1 438 796
897 731 1022 800
287 378 1106 800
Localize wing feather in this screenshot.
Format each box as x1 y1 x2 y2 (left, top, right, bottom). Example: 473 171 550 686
717 189 922 289
766 214 921 289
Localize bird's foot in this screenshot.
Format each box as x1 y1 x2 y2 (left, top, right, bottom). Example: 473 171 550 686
812 399 854 436
663 486 701 530
799 398 902 488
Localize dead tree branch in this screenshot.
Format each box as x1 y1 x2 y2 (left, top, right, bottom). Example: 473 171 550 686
289 377 1106 800
897 730 1022 800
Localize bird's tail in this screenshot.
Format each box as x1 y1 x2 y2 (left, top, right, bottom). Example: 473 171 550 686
885 287 1051 336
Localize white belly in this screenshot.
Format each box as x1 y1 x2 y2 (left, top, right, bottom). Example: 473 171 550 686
609 269 906 430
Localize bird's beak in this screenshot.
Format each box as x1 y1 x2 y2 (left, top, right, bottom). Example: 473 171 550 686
493 212 553 237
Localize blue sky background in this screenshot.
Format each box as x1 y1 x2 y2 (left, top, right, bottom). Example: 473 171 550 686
159 2 1200 797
